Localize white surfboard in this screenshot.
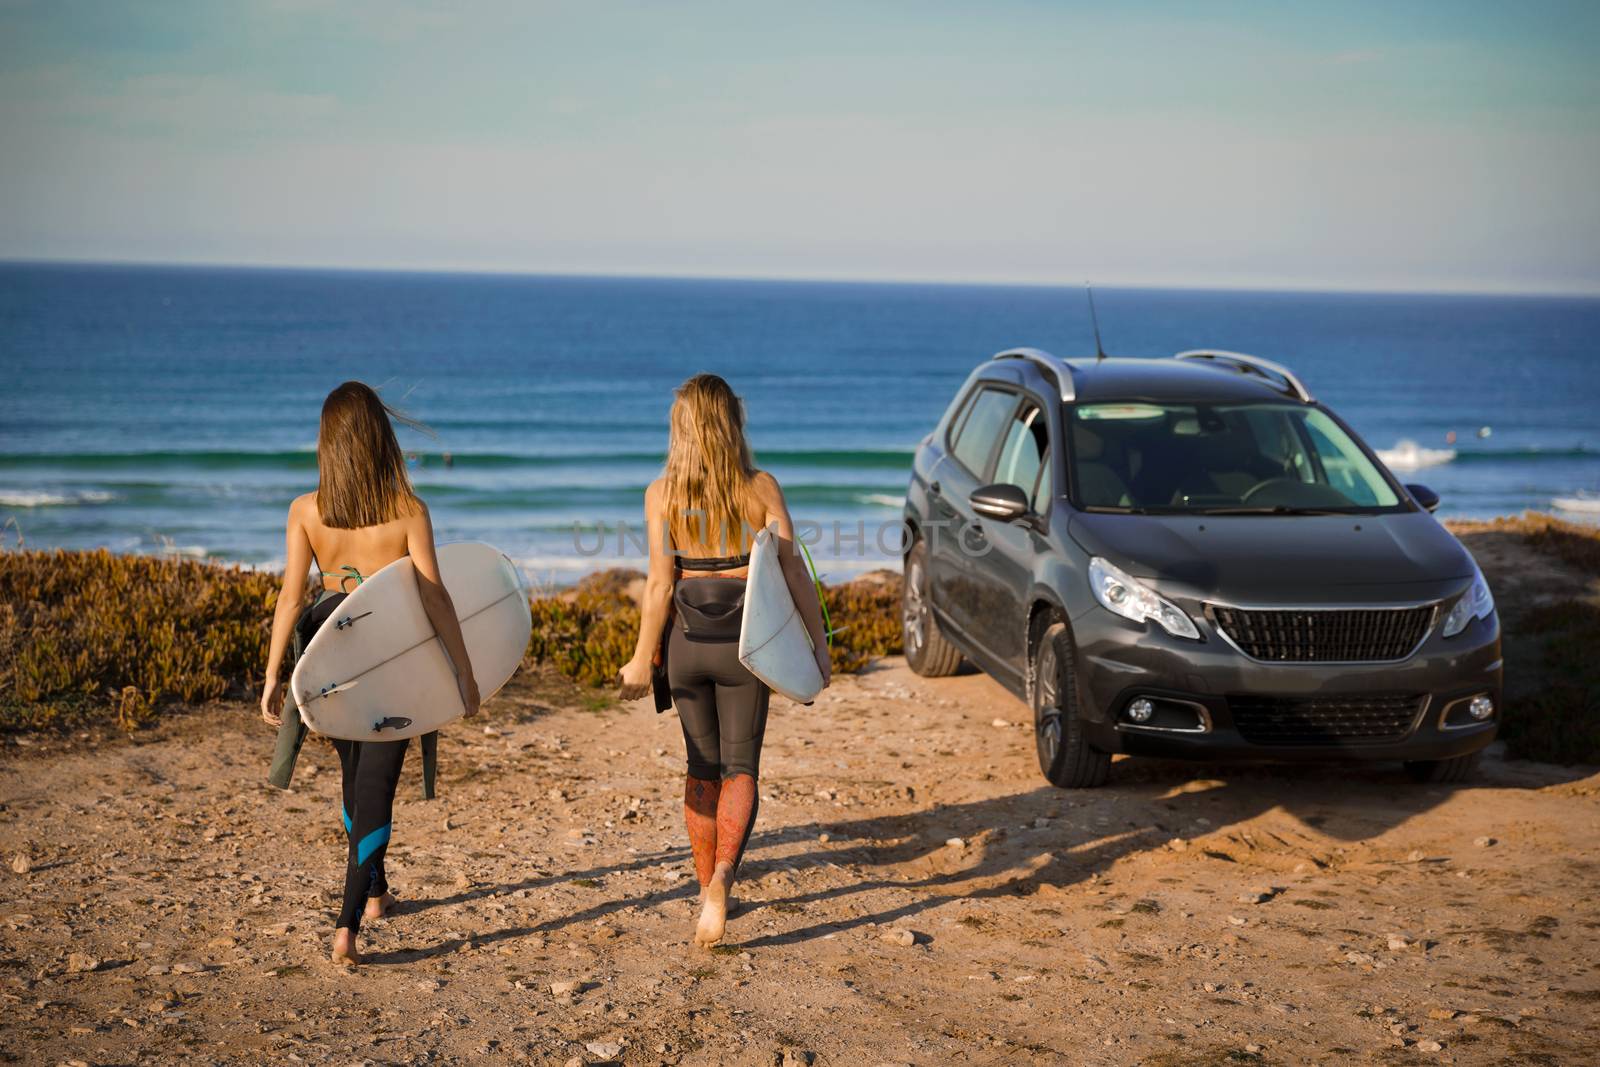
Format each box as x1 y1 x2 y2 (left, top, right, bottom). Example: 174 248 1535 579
290 542 531 742
738 528 824 703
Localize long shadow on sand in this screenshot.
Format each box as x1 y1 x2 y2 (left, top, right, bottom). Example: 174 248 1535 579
362 870 703 966
733 756 1590 948
396 844 695 918
362 755 1587 963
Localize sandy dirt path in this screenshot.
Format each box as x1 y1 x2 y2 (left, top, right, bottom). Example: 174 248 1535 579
3 652 1599 1067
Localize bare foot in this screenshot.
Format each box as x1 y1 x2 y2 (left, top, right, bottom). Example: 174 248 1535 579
331 927 359 967
695 862 734 946
363 891 397 922
693 886 736 913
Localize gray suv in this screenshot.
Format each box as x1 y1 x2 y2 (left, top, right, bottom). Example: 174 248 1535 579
902 349 1501 788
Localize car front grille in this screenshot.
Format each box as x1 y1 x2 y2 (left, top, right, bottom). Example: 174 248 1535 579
1228 693 1425 746
1210 605 1434 662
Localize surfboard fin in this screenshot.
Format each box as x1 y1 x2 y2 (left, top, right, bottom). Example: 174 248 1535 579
314 679 360 700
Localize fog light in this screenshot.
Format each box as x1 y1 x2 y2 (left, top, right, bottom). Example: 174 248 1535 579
1128 698 1155 724
1468 694 1494 721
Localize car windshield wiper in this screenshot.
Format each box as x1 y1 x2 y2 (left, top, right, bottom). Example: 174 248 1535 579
1196 505 1355 516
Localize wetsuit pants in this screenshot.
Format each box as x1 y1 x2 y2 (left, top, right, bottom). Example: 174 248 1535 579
299 590 409 934
332 737 408 933
668 577 772 780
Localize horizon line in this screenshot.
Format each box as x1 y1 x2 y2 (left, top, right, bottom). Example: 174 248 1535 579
4 254 1599 300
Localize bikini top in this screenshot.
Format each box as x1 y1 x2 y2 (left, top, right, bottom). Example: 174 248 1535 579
676 553 750 573
317 563 367 593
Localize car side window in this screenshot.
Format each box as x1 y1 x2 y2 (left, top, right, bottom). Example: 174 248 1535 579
994 403 1048 502
1032 454 1053 511
949 388 1018 477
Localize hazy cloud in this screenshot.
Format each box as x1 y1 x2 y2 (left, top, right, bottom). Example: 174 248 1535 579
1 1 1596 292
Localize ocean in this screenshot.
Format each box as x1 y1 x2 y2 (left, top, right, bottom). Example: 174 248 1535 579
2 263 1597 583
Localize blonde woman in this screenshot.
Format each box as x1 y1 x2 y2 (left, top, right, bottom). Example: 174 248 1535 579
619 373 830 945
260 381 480 967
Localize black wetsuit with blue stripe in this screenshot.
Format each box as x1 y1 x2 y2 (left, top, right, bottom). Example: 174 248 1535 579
301 589 408 934
333 732 406 932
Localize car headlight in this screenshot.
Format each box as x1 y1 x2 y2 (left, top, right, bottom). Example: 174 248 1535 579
1088 556 1200 640
1441 566 1494 638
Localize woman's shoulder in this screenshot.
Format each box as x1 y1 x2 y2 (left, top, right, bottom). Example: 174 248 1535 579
749 469 783 499
288 491 317 521
399 496 431 529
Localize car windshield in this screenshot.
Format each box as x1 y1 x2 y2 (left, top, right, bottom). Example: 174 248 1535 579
1070 401 1403 514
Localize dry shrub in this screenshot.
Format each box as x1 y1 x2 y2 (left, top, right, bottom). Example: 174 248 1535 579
0 549 280 731
572 568 644 598
115 685 153 731
1455 512 1600 576
824 574 903 673
1517 513 1600 577
523 587 641 687
1500 598 1600 765
1450 515 1600 763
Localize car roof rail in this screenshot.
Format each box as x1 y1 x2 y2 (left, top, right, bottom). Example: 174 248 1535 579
1173 349 1313 403
993 347 1076 403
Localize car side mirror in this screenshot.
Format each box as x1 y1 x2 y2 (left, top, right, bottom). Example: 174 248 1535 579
970 483 1032 522
1406 483 1440 513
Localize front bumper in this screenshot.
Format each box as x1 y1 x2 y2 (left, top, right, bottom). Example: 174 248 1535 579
1072 606 1503 763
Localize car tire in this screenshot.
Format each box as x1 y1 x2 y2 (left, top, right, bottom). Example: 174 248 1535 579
902 538 962 677
1404 751 1482 784
1033 619 1111 788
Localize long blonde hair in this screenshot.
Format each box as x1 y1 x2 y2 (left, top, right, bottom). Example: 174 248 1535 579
316 381 423 529
661 374 757 554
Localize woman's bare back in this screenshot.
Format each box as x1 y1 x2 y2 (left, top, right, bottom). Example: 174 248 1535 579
293 492 413 590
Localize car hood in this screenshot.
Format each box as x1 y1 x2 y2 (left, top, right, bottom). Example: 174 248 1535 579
1067 511 1474 597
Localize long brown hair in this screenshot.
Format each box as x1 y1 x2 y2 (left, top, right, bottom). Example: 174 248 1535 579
315 381 423 529
661 374 757 554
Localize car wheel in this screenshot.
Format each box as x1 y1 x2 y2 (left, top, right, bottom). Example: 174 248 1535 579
1404 751 1482 784
902 539 962 677
1033 619 1110 788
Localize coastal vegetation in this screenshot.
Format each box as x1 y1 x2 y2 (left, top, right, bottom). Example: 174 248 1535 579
0 549 279 731
2 516 1597 765
0 550 904 732
1467 515 1600 765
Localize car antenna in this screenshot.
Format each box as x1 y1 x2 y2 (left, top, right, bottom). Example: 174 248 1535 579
1084 282 1107 362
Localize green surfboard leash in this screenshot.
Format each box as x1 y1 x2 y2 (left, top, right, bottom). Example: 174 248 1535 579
797 539 833 647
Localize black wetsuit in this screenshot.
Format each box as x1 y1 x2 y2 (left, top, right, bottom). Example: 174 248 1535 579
300 591 409 934
669 556 771 781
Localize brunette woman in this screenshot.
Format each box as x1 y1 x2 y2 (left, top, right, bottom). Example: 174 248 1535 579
260 382 480 967
618 373 830 945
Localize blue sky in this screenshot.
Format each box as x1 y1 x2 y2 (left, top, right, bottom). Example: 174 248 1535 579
2 1 1597 291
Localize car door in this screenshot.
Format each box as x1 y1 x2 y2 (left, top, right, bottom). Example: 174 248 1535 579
971 399 1055 672
929 385 1018 653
